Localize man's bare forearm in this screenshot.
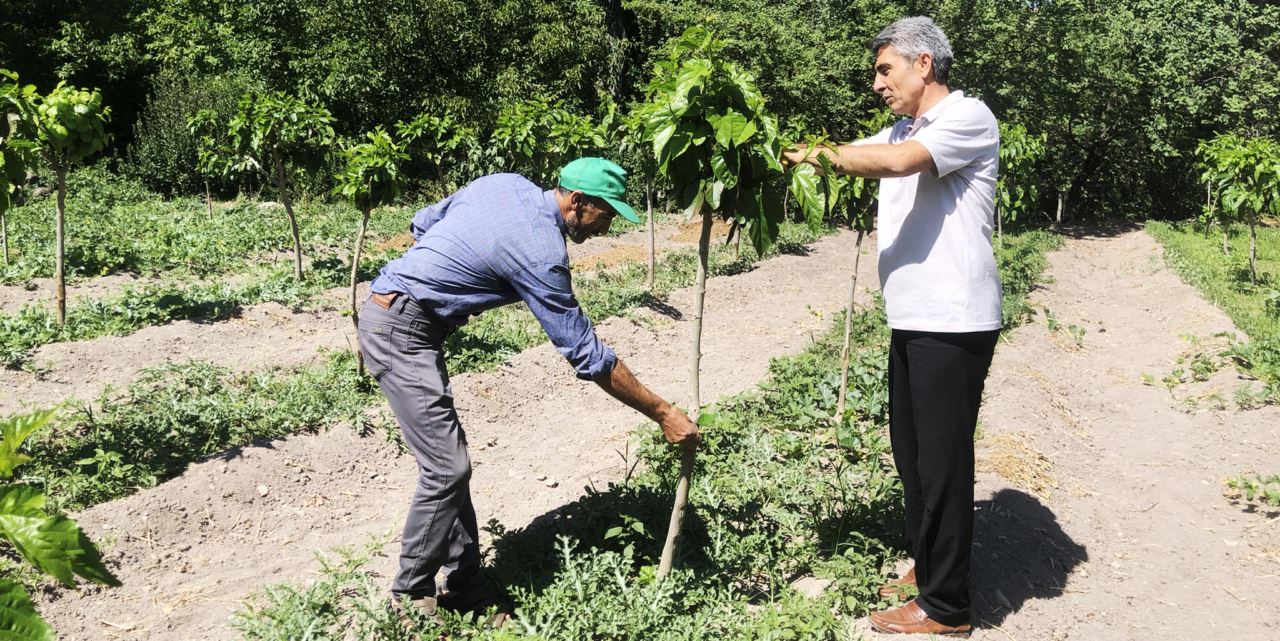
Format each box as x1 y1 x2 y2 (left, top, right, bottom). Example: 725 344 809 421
596 358 672 422
596 358 700 447
786 141 935 178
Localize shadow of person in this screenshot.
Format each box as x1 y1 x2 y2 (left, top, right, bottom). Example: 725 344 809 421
970 488 1087 628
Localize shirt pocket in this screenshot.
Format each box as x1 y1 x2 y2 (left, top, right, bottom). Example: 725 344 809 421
357 321 396 380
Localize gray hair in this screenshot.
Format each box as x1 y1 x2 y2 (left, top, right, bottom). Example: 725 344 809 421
871 17 953 85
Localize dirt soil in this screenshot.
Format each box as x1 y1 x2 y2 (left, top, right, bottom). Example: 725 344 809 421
0 222 692 416
25 226 1280 640
37 229 880 640
853 226 1280 640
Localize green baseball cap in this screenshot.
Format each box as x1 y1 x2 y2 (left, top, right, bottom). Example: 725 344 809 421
558 157 640 223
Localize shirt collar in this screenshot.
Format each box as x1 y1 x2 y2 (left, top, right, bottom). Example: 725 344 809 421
543 189 567 235
910 90 965 133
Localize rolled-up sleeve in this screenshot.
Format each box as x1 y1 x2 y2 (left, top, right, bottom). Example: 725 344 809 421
509 261 617 380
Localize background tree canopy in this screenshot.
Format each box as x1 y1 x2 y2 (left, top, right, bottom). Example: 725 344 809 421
3 0 1277 218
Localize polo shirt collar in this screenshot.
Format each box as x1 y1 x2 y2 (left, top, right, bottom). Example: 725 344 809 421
543 189 567 235
911 90 965 132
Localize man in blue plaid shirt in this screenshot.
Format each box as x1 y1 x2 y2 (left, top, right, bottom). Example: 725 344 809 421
359 157 699 627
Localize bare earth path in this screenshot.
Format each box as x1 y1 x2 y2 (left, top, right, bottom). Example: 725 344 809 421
39 229 879 640
0 218 708 416
859 227 1280 640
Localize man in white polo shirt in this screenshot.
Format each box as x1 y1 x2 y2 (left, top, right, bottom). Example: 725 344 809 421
784 15 1000 636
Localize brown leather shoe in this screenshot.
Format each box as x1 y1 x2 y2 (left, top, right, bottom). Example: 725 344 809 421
877 567 916 599
868 600 972 637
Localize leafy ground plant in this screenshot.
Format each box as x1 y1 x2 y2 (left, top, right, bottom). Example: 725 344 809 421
0 408 120 640
1147 220 1279 405
1224 473 1280 509
229 228 1061 640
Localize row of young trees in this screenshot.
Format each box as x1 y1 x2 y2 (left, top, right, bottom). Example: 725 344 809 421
7 0 1277 220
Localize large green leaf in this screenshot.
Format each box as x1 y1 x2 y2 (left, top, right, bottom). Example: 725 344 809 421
708 110 754 148
0 578 54 641
0 487 120 588
0 410 55 479
745 184 786 256
789 164 824 233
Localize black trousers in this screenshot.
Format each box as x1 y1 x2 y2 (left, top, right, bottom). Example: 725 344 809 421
358 294 482 598
888 328 999 626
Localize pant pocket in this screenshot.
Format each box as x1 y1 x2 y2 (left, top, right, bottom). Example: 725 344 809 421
357 320 396 380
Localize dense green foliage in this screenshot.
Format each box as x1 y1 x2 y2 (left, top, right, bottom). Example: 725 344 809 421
6 0 1274 219
226 227 1060 640
636 26 785 255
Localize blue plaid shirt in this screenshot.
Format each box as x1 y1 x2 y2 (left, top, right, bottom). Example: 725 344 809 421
370 173 617 380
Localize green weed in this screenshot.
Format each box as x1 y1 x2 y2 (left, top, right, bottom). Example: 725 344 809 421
20 351 387 510
1147 221 1280 406
229 228 1060 639
1224 473 1280 509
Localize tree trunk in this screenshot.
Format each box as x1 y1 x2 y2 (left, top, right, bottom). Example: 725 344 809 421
1055 191 1067 225
646 179 655 292
272 148 304 282
351 204 371 374
995 203 1003 246
1 208 9 265
54 167 67 326
205 180 213 220
836 230 866 418
1248 217 1258 285
657 205 712 580
1222 223 1231 256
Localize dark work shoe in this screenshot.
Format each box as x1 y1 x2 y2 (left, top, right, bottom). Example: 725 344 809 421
437 577 514 628
390 593 442 634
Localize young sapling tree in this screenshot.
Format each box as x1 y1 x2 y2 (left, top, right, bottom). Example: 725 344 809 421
191 92 335 281
334 128 407 369
30 82 111 326
637 25 787 578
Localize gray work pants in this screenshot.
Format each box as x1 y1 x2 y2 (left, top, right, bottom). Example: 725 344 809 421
357 294 481 597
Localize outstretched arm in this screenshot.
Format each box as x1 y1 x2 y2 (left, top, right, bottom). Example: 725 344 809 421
595 359 700 450
782 141 935 178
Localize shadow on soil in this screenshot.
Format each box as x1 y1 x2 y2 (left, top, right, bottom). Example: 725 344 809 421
971 488 1088 628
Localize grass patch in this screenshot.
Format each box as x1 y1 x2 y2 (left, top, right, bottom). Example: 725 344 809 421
0 253 396 368
1146 220 1279 340
1 167 413 286
1146 220 1280 403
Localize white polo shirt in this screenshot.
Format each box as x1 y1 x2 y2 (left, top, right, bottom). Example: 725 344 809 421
857 90 1002 332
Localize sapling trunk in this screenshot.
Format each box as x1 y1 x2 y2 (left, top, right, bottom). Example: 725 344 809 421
205 180 213 220
996 205 1003 246
351 204 371 374
646 180 655 291
2 208 9 265
1248 217 1258 285
54 166 67 326
657 204 712 579
835 230 866 417
272 147 304 282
